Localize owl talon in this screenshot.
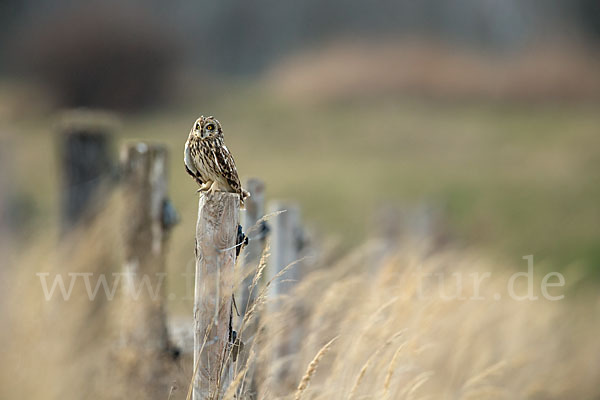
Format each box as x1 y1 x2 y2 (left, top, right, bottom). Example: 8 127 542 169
197 181 213 192
208 181 220 194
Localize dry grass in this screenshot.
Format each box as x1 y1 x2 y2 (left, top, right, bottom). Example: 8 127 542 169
294 336 338 400
243 240 600 399
1 197 599 399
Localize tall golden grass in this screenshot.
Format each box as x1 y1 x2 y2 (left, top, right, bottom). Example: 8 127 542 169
2 197 599 399
241 239 599 399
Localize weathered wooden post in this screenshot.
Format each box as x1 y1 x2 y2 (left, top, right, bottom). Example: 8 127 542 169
370 202 448 267
238 178 267 316
58 110 115 231
120 142 177 351
268 201 303 303
267 201 306 386
194 192 240 400
236 178 266 396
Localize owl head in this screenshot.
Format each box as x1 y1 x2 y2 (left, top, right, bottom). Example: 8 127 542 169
191 115 223 138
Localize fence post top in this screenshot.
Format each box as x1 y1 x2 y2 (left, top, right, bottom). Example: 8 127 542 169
120 142 168 158
198 192 241 203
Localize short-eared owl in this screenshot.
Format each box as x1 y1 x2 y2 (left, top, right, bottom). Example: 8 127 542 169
184 116 249 206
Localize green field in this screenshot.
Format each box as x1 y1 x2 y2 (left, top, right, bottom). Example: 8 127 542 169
8 88 600 275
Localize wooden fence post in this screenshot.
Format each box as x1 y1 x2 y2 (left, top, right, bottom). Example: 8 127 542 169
194 192 240 400
370 202 449 266
120 142 177 351
236 178 266 397
268 201 303 303
267 201 306 386
58 111 114 231
239 178 266 316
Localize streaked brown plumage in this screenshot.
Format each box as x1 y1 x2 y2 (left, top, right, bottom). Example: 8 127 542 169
184 115 249 207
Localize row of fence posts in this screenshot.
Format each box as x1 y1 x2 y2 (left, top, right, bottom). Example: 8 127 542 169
57 110 310 399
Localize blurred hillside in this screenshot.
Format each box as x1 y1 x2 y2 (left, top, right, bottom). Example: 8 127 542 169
266 40 600 102
3 0 600 76
2 0 600 102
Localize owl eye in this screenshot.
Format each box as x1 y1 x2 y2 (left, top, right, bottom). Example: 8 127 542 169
195 123 200 130
206 124 215 131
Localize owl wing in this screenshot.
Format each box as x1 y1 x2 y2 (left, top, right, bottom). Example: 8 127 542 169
184 136 203 185
215 144 243 195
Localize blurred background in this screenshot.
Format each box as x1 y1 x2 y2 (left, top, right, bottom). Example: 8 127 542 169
1 0 599 398
1 0 599 275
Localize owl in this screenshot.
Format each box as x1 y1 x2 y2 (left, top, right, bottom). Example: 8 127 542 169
184 116 249 207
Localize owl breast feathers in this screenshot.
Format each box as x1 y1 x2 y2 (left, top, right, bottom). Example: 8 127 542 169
184 116 249 207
